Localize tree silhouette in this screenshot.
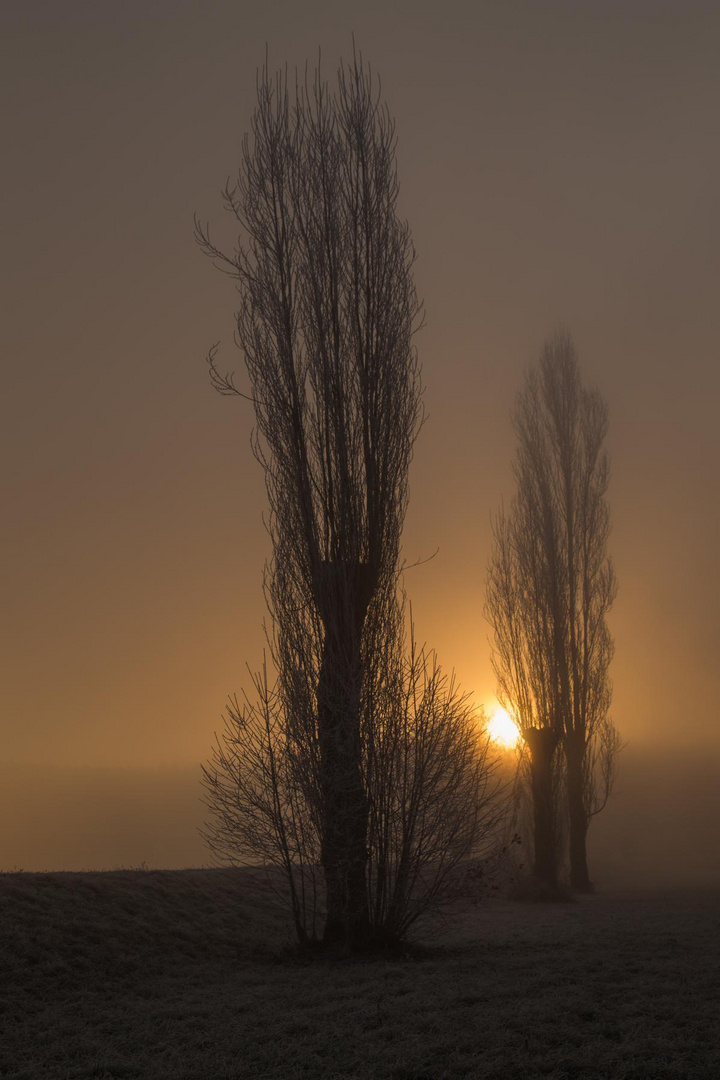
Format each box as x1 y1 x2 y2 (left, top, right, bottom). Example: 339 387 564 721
197 51 426 946
486 331 620 890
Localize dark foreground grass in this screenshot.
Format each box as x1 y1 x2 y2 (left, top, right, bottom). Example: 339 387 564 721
1 868 718 1079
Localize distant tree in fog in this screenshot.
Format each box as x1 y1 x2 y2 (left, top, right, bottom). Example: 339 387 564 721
486 331 621 891
197 49 504 947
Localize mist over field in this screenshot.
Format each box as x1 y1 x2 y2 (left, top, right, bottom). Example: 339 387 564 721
2 746 718 888
0 764 207 873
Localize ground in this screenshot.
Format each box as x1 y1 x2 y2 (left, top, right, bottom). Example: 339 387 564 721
1 869 718 1079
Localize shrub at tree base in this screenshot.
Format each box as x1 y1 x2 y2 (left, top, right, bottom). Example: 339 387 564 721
202 617 509 948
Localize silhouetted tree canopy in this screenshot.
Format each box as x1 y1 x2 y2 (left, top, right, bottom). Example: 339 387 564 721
198 49 504 948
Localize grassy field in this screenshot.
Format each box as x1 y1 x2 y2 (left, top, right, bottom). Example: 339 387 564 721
1 869 718 1079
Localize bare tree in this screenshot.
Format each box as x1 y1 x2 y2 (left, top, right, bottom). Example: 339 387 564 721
201 612 507 946
485 331 620 891
196 50 424 946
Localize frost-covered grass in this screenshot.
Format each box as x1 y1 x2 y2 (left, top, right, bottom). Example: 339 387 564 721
2 868 718 1079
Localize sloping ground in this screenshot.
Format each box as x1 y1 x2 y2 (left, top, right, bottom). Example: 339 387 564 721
2 870 719 1079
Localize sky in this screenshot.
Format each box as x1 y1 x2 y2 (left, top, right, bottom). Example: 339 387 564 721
2 0 719 869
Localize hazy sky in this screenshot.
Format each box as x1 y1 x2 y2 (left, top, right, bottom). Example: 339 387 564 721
3 0 719 806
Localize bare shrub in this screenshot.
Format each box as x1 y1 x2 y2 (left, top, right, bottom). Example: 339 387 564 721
201 614 508 946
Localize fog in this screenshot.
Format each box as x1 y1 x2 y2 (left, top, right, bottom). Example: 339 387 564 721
2 2 718 876
0 764 207 873
2 747 717 889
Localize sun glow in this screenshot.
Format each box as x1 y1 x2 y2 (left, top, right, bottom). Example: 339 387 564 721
487 707 521 750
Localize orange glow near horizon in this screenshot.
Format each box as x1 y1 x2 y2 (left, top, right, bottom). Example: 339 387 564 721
487 707 521 750
3 8 720 879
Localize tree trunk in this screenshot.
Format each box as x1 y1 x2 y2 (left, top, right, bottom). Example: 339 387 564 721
565 734 593 892
315 559 373 948
524 726 560 888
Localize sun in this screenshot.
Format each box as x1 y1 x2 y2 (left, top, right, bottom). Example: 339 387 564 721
487 706 521 750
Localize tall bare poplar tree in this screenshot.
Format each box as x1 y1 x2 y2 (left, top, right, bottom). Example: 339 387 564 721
196 52 423 945
486 332 620 891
